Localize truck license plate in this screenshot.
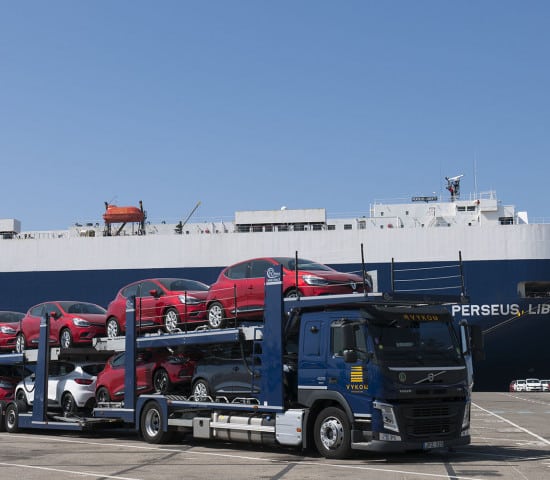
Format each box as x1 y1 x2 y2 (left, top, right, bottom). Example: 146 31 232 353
423 441 444 449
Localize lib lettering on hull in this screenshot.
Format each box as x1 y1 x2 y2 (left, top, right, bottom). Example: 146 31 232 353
452 304 550 317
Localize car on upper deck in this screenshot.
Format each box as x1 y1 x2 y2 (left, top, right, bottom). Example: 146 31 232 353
0 311 25 352
104 278 210 338
15 301 107 353
205 257 370 328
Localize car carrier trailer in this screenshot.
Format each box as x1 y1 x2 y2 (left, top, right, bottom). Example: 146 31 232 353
0 263 483 459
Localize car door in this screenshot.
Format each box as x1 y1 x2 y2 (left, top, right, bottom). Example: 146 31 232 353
136 280 163 328
247 259 276 312
46 302 64 344
24 304 44 346
224 261 253 315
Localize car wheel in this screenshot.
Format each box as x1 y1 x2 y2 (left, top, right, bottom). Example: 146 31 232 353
153 368 171 394
163 308 179 333
106 317 120 339
207 302 226 329
60 328 73 349
96 386 111 403
192 379 211 401
15 389 28 410
61 392 76 415
285 289 301 298
15 333 25 353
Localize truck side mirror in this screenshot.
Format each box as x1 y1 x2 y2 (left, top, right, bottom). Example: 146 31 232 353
343 349 358 363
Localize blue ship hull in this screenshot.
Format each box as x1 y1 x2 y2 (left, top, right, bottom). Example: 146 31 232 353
2 258 549 391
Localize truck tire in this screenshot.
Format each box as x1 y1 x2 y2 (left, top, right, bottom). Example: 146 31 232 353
5 403 20 433
207 302 227 329
140 401 173 444
313 406 352 459
0 402 5 432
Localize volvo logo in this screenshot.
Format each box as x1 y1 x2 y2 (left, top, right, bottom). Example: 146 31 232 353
414 370 446 385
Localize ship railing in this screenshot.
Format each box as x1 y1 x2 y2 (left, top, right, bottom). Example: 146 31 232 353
391 252 466 300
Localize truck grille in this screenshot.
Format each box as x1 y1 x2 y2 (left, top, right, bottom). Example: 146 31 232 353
398 401 462 440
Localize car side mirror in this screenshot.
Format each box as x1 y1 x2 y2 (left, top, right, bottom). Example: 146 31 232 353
149 289 161 298
49 311 59 319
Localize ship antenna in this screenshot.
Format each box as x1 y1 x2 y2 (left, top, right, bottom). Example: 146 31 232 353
361 243 367 295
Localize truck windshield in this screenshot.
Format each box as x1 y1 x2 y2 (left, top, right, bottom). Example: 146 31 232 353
368 319 461 366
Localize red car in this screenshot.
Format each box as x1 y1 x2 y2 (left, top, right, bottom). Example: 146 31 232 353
206 257 370 328
0 311 25 352
15 301 107 352
0 365 32 401
95 349 197 401
105 278 210 338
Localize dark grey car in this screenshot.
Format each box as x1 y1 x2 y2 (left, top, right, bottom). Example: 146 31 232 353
190 342 260 401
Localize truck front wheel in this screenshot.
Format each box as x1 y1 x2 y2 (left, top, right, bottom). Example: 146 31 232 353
140 401 173 444
313 407 352 459
5 403 20 434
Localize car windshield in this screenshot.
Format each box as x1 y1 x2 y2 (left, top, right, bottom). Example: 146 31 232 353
60 302 107 314
158 278 210 292
369 317 462 367
273 257 333 272
0 311 24 324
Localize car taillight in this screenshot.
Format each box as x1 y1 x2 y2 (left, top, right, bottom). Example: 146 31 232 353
74 378 93 385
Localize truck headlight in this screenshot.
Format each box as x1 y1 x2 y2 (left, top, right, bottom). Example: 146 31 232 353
374 401 399 432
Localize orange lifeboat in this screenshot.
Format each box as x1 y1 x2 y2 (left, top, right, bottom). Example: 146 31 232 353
103 205 145 224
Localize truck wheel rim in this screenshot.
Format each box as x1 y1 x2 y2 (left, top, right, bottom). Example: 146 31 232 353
320 417 344 450
144 408 161 437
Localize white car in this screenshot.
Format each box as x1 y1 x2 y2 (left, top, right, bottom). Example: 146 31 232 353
515 379 527 391
525 378 542 392
541 380 550 392
15 360 105 414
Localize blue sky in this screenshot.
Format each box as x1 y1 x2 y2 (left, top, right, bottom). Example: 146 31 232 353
1 1 549 230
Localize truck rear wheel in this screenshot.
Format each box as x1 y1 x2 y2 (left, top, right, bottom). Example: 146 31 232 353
313 407 352 459
5 403 20 433
140 401 173 444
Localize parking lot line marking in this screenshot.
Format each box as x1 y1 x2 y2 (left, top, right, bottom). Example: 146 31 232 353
0 462 141 480
472 403 550 446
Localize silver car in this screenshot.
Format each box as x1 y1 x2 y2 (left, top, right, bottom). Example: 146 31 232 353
15 360 104 414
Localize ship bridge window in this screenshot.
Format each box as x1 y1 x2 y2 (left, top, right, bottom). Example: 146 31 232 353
467 206 476 211
518 281 550 298
499 217 514 225
344 224 352 230
278 225 289 232
312 223 324 231
328 225 336 231
252 225 263 232
293 224 305 231
265 225 273 232
358 221 366 230
457 206 466 212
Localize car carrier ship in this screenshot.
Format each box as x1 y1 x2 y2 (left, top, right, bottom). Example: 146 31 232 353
1 175 549 390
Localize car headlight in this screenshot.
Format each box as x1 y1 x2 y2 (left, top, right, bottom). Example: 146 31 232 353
302 275 330 286
374 401 399 432
72 317 91 327
178 294 202 305
0 326 16 334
